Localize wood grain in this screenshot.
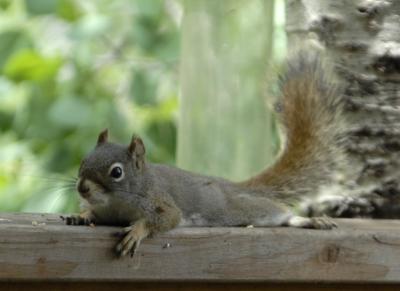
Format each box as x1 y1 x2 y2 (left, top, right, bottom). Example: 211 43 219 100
0 213 400 282
1 282 400 291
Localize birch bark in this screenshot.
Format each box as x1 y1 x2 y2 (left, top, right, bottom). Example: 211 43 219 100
286 0 400 218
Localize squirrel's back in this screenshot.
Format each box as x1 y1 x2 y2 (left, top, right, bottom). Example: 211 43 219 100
242 49 345 205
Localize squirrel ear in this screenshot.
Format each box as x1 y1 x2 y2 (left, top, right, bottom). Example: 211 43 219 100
128 135 146 169
97 129 109 145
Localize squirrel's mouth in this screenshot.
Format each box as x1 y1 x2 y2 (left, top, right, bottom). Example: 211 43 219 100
76 178 108 204
77 177 91 199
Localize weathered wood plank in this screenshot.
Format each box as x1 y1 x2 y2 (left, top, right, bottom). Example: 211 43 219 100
0 213 400 282
1 282 400 291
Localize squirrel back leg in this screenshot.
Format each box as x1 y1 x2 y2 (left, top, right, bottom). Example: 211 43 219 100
252 211 337 230
284 215 337 230
237 196 337 230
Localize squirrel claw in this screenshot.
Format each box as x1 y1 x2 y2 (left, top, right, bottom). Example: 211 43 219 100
64 214 94 226
116 229 141 257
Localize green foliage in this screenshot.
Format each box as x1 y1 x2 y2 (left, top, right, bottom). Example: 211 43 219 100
0 30 32 69
4 49 62 82
0 0 180 213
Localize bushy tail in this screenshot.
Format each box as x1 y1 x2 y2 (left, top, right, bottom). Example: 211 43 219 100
241 49 345 205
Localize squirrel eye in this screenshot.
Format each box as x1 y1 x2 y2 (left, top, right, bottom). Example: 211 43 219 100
109 164 124 181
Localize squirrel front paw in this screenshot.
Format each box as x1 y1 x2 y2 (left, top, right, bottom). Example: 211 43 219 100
63 213 94 226
115 219 150 257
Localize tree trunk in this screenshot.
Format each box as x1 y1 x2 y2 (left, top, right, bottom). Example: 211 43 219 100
177 0 279 180
286 0 400 218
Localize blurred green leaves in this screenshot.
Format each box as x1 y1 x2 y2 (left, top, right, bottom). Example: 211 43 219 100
0 30 31 69
25 0 81 21
57 0 82 22
48 96 91 128
0 0 181 213
25 0 59 15
4 50 61 82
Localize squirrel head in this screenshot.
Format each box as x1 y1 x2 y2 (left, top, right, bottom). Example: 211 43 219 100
76 129 146 205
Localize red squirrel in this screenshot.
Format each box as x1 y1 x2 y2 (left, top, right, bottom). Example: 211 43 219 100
66 49 344 257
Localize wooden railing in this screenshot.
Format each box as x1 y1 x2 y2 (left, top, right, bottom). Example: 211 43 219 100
1 213 400 290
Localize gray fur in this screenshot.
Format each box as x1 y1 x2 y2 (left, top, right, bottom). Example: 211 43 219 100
147 164 291 226
79 143 292 228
